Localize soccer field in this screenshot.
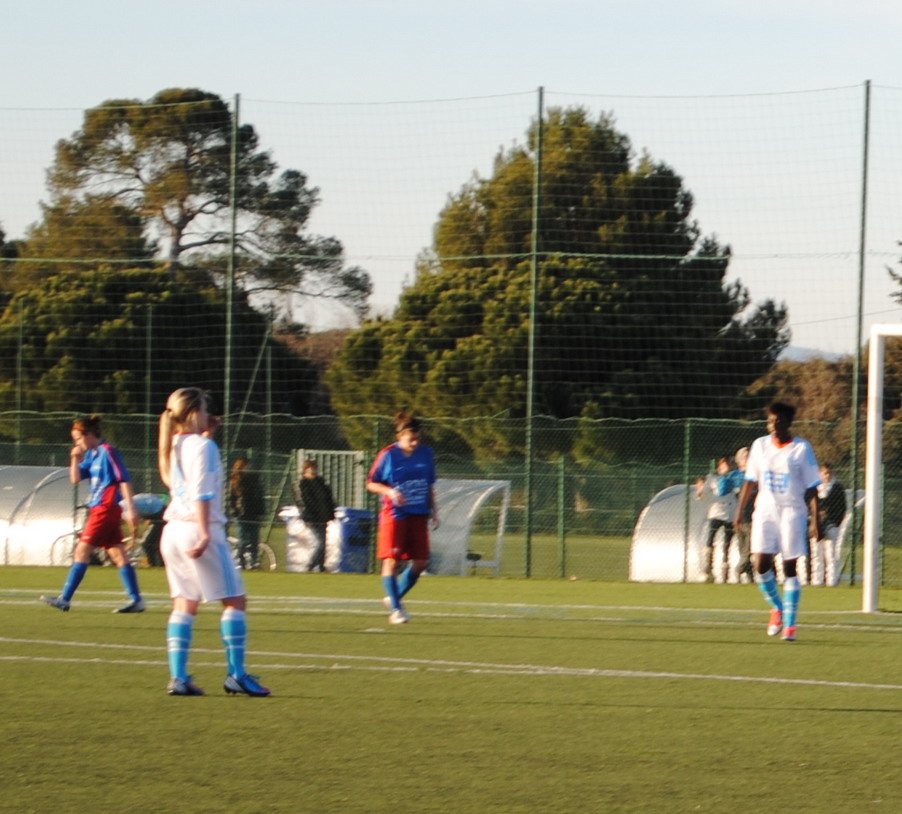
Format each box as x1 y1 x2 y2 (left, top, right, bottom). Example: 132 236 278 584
2 567 902 814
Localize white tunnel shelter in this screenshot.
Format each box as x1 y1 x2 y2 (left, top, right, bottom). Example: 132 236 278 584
1 465 87 566
630 483 863 583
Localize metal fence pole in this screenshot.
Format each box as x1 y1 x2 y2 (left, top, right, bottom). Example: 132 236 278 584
144 303 153 491
524 85 544 578
558 455 566 578
682 418 693 583
849 79 871 587
224 92 240 462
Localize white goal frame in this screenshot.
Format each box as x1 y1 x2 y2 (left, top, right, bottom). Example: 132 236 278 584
863 324 902 612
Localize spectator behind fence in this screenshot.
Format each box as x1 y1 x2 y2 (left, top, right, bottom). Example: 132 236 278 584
228 457 267 570
298 460 336 572
810 463 847 586
695 455 744 583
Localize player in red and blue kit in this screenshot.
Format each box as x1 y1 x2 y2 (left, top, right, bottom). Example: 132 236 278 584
367 413 439 624
41 415 144 613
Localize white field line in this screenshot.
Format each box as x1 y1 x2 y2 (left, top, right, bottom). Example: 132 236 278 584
1 635 902 690
4 595 902 633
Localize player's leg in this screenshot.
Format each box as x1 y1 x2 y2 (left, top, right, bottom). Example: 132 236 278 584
161 521 204 695
167 597 202 694
377 511 406 617
752 516 784 635
106 543 145 612
396 515 430 601
778 510 809 641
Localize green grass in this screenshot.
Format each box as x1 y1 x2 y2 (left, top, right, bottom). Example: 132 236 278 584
3 567 902 813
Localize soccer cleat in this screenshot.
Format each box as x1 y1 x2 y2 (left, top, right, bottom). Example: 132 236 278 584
389 608 410 625
114 599 146 614
41 595 71 612
224 673 271 697
382 596 393 610
781 626 797 642
167 676 205 696
767 609 784 637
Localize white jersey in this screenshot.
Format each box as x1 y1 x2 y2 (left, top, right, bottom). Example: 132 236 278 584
164 433 228 524
745 434 821 513
745 434 820 559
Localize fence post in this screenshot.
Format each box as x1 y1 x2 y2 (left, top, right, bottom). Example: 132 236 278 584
682 418 693 583
557 455 566 578
849 78 871 587
524 85 544 578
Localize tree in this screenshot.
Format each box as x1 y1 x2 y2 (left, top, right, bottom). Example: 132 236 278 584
328 107 789 451
30 87 370 319
0 267 316 419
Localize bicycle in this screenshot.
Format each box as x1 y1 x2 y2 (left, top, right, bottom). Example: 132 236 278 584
228 534 277 572
49 527 146 568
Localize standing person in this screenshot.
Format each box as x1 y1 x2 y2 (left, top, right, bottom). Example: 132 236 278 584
158 387 270 697
695 456 743 583
367 413 439 624
298 459 336 572
810 464 848 587
733 447 756 583
228 457 267 570
735 402 823 642
41 415 144 613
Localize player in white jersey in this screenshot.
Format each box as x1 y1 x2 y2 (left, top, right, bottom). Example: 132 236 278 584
158 387 270 697
735 402 823 642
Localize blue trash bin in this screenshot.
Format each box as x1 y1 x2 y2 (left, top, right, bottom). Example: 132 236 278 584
335 507 373 573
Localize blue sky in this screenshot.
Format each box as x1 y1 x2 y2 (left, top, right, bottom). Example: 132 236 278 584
4 1 902 353
7 1 899 106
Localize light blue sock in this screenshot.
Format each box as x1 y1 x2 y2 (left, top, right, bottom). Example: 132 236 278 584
118 564 142 601
167 611 195 681
397 567 420 599
783 576 801 629
61 562 89 602
382 575 401 610
755 570 783 612
221 608 247 678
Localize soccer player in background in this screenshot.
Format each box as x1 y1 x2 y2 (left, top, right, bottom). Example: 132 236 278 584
367 412 439 624
41 415 143 613
158 387 270 697
735 402 823 642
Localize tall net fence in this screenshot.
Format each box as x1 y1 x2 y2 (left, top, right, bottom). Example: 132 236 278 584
0 411 863 582
3 85 902 583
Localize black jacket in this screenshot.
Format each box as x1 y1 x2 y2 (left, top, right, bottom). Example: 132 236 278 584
299 476 336 524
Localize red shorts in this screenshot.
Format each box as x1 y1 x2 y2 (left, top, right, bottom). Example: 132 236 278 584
377 511 430 561
80 503 124 549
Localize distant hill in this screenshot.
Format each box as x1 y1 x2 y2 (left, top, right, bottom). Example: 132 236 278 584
779 345 847 362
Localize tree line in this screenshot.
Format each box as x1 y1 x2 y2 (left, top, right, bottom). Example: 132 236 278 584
2 89 898 457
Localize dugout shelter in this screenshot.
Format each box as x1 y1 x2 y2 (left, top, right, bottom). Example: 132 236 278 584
0 465 86 566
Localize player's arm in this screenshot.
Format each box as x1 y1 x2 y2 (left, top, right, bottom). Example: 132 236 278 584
187 498 211 559
734 480 756 530
805 487 824 541
366 452 405 505
118 479 140 536
69 444 86 484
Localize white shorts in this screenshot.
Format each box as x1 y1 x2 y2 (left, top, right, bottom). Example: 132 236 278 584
161 520 245 602
750 505 809 561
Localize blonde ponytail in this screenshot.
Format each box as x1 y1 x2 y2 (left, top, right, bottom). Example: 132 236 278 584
158 387 209 487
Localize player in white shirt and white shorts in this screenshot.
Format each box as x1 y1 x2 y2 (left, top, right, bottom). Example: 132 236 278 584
735 402 823 642
158 387 270 697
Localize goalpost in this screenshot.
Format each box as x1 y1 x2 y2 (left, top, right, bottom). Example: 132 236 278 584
863 324 902 612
